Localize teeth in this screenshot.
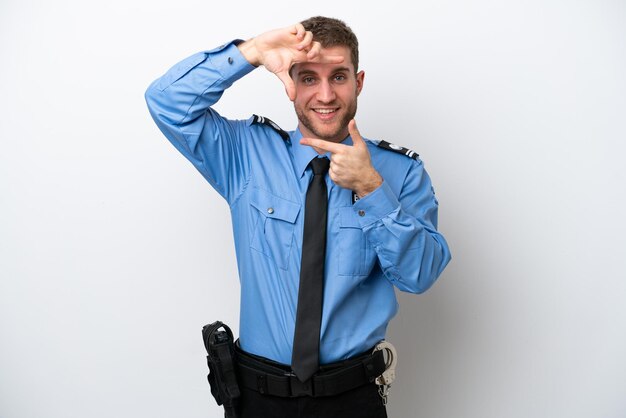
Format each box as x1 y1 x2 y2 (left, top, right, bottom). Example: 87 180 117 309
315 109 336 114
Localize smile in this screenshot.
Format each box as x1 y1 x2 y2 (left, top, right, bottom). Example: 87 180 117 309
313 108 338 114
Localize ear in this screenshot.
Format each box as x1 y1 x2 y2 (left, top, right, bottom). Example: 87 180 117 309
355 70 365 96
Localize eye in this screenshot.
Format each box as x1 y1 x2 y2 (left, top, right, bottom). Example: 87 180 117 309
302 76 316 85
333 74 347 83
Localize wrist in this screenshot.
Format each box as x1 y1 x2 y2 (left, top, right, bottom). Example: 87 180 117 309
355 172 383 198
237 38 261 67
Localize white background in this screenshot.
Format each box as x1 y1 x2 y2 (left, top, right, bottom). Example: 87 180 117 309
1 0 625 417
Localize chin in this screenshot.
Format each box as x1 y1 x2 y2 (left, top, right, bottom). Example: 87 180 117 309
296 107 353 142
309 118 348 141
314 127 342 141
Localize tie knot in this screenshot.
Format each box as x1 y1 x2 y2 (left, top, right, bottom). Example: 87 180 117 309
310 157 330 175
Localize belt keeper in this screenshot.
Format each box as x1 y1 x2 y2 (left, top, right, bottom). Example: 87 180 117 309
363 356 376 382
257 375 267 394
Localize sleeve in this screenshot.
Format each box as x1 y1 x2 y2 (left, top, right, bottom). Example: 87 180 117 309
144 41 256 204
353 160 452 294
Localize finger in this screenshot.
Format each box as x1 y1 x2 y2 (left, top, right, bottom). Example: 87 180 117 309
300 41 345 64
297 31 314 51
316 52 345 64
328 164 338 181
306 42 322 61
348 119 365 148
300 137 347 153
292 23 306 40
275 70 296 101
328 154 347 172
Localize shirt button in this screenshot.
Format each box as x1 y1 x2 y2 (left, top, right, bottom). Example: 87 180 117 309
358 210 365 217
228 57 234 64
267 207 274 215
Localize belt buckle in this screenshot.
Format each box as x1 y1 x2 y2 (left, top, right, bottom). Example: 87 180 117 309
287 372 315 397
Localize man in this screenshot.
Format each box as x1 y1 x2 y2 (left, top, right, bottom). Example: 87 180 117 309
146 16 451 418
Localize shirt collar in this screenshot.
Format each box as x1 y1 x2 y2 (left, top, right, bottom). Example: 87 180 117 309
290 128 353 177
291 128 323 178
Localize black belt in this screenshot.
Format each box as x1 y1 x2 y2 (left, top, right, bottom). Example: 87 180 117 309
235 344 386 398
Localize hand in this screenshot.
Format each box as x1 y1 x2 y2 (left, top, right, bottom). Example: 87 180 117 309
238 23 344 101
300 120 383 197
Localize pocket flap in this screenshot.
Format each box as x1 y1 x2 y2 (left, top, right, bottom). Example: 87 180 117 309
339 206 362 229
250 188 301 224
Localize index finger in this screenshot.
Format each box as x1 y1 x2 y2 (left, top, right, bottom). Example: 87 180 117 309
300 137 348 153
291 23 306 39
306 42 345 64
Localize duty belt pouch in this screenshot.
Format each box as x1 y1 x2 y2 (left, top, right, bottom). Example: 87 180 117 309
202 321 240 418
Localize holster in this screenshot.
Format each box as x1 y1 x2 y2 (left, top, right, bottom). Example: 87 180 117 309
202 321 240 418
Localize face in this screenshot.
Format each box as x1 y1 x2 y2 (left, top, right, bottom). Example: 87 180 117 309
292 46 364 143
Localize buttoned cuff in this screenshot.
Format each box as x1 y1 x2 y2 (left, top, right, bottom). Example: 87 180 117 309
207 40 256 81
155 41 255 91
353 181 399 227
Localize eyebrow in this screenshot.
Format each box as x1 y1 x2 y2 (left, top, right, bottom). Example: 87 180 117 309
296 66 352 77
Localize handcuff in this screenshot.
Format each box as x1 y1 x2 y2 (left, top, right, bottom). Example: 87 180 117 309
372 341 398 405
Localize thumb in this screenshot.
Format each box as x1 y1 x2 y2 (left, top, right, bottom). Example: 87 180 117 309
275 70 296 101
348 119 364 147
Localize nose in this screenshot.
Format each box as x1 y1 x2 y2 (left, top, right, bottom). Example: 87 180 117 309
316 80 336 103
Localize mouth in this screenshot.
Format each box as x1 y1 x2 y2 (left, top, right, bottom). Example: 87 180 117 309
312 108 339 120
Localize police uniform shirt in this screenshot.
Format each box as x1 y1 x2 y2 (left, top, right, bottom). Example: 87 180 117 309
145 42 452 365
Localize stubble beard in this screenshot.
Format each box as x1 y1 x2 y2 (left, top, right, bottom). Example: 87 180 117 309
296 100 358 143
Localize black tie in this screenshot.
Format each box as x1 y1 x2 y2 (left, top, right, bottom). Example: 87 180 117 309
291 157 330 382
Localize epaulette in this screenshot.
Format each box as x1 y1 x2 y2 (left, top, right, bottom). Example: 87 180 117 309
376 140 419 160
252 114 290 141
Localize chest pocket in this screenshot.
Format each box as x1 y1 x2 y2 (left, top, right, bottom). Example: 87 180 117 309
338 206 376 276
250 188 301 270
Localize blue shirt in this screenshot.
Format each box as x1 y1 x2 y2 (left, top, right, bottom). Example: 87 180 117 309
145 42 451 365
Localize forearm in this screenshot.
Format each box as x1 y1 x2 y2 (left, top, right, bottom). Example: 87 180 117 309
145 42 255 130
356 175 451 294
144 42 256 201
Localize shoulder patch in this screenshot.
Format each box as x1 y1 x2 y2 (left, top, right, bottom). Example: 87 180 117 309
252 114 290 141
377 140 419 160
